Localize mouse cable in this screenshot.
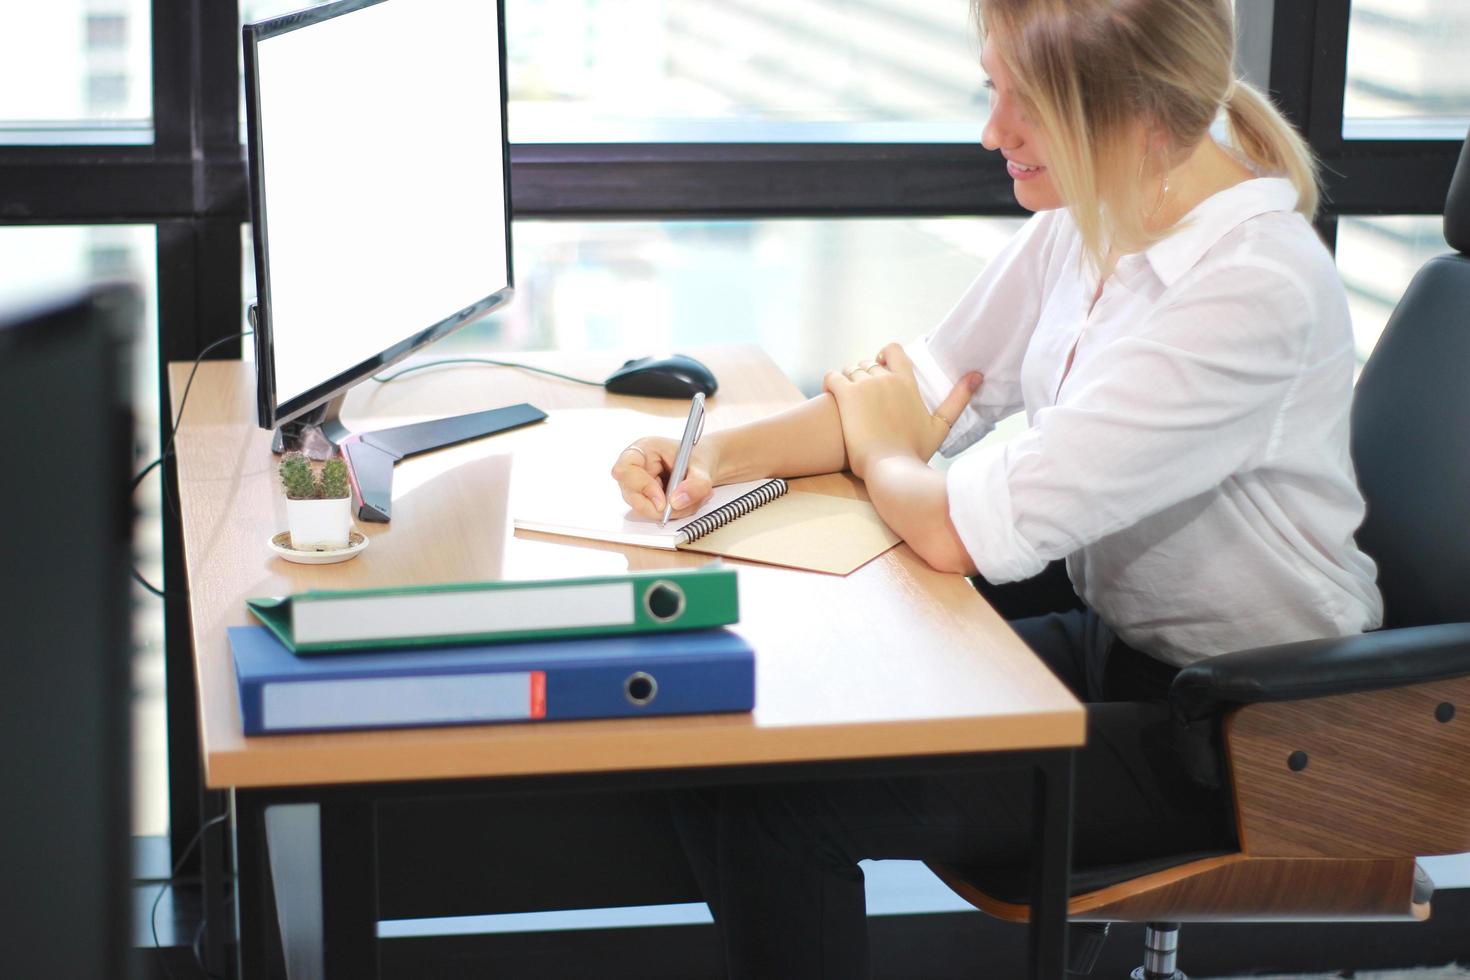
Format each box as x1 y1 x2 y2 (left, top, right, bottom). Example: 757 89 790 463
151 811 230 980
370 356 604 387
131 330 253 599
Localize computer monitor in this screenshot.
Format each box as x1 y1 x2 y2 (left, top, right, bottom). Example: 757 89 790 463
244 0 545 522
0 284 137 979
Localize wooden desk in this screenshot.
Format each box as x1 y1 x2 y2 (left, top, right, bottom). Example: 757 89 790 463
170 347 1085 978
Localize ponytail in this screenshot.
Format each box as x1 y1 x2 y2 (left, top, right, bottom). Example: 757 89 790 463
1224 79 1320 218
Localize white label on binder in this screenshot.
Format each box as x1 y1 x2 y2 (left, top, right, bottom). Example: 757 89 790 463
262 672 536 730
293 582 636 644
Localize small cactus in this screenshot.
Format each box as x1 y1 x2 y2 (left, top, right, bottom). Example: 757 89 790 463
279 451 318 500
320 457 350 500
279 451 352 500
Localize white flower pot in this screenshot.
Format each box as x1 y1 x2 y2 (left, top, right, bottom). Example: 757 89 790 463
286 496 353 551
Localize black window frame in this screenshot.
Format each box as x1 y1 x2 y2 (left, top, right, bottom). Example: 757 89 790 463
0 0 1461 896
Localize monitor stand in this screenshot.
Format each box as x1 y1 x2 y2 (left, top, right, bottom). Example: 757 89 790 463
272 394 546 522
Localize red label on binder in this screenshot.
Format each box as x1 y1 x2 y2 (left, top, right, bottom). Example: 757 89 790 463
529 671 547 718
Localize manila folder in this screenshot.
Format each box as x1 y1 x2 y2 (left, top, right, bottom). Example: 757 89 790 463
683 491 900 575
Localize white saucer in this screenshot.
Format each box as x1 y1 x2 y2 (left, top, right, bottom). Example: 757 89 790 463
269 529 369 565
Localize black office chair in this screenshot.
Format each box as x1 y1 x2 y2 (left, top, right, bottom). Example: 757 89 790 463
929 130 1470 979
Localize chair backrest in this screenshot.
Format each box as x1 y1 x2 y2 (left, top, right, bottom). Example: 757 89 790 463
1350 130 1470 630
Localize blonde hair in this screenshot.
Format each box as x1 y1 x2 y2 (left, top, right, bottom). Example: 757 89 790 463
974 0 1319 273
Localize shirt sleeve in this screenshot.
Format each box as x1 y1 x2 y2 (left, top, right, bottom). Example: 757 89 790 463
948 260 1313 584
904 210 1066 457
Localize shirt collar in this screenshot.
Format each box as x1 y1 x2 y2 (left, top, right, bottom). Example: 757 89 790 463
1142 176 1300 287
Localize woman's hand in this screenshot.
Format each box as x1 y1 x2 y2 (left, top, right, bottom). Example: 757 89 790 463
823 343 982 480
610 436 719 521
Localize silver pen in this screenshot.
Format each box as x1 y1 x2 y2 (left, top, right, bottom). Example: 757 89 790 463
661 392 706 526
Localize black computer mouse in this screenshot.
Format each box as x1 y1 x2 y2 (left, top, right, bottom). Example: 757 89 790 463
603 354 719 398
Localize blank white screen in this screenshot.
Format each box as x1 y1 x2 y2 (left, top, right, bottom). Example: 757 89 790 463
253 0 509 409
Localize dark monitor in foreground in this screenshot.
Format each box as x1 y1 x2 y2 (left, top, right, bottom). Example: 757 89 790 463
0 284 137 979
244 0 543 522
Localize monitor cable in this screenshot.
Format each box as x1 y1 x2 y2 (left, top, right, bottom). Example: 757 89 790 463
134 345 580 597
150 811 229 980
131 330 252 599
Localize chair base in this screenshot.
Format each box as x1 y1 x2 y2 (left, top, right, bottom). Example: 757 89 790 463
1133 921 1183 980
1067 922 1109 975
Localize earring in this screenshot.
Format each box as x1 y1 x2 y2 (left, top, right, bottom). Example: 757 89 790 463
1149 146 1171 219
1137 146 1170 220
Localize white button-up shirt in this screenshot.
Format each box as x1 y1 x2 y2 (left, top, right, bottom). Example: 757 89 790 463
907 176 1384 667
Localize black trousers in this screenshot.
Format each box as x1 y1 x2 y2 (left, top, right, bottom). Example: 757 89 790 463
670 562 1235 979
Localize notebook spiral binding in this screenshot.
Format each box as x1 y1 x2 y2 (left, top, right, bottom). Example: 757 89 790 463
677 479 789 544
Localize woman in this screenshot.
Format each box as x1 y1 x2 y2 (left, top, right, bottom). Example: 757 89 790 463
611 0 1383 975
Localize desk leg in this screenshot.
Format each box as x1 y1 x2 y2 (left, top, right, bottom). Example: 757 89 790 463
200 791 232 977
1028 751 1075 980
232 790 278 980
320 798 380 980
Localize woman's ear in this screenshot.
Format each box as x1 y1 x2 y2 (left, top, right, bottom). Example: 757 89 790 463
1138 119 1170 159
1136 120 1184 178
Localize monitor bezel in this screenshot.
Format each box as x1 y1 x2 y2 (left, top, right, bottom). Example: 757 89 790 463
243 0 516 431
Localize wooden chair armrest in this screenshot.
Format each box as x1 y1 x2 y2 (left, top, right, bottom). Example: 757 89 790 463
1226 676 1470 857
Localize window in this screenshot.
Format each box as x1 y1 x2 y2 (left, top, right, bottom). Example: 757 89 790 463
505 0 984 142
87 14 129 49
1344 0 1470 139
0 225 164 837
350 217 1020 394
238 0 985 144
1336 215 1448 364
87 74 130 113
0 1 151 132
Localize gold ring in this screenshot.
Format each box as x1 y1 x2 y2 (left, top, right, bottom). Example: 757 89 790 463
933 411 953 428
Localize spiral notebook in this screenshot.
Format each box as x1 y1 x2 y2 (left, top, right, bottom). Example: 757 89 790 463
513 475 902 575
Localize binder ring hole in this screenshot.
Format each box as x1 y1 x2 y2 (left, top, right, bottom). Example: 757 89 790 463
625 672 658 706
644 581 686 623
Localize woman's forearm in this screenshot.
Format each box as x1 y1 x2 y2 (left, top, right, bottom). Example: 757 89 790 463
706 393 848 483
702 392 979 575
863 455 979 575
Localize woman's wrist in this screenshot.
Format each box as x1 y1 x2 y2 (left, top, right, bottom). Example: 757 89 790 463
698 393 849 487
699 429 731 485
703 422 775 485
